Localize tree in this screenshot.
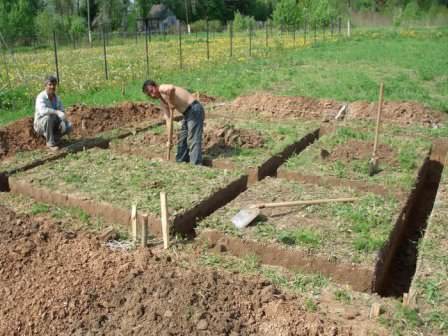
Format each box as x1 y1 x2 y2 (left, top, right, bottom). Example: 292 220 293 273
0 0 41 44
273 0 301 27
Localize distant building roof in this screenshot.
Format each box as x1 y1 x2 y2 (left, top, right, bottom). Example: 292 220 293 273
148 4 175 20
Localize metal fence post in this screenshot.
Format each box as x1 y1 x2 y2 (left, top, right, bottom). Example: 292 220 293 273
145 22 150 77
293 24 296 47
249 22 252 56
265 20 268 48
304 19 307 44
178 21 183 69
229 21 233 57
102 26 109 80
206 18 210 60
53 31 60 83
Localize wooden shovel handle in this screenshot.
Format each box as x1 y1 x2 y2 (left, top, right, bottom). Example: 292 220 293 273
166 105 174 161
373 82 384 157
256 197 358 209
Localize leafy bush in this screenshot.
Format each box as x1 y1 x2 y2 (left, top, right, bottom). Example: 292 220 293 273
233 11 256 32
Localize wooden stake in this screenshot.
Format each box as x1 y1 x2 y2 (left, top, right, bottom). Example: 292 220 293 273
369 303 382 319
131 204 137 241
141 214 148 247
160 192 169 249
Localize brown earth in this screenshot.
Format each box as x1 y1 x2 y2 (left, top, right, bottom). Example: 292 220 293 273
214 94 445 126
348 101 445 126
66 101 161 136
123 123 264 155
326 140 398 166
218 94 341 121
0 205 365 336
0 102 161 160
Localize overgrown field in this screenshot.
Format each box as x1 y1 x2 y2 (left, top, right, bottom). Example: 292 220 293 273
1 27 447 125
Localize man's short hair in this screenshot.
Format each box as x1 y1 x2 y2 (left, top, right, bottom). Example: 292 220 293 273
44 75 58 85
142 79 157 93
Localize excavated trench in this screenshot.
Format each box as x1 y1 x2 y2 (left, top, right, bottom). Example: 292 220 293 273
375 140 448 297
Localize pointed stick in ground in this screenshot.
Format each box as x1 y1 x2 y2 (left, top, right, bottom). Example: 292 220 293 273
131 204 137 241
160 192 169 249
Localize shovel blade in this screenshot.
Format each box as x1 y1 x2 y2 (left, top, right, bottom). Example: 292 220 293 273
231 207 260 229
368 158 379 176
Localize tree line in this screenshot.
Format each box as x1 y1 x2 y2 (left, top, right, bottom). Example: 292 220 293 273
0 0 447 45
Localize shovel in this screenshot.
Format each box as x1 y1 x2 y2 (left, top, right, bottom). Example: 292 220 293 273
166 104 174 161
232 197 358 229
369 82 384 176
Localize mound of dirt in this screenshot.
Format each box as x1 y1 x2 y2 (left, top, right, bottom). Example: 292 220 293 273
218 94 446 126
194 92 217 104
67 101 161 136
127 123 264 152
226 94 341 120
204 123 264 151
0 205 358 335
325 140 397 166
0 118 46 159
0 102 162 160
348 101 444 126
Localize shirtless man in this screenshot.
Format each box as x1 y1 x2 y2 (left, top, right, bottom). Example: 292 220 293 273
142 80 204 165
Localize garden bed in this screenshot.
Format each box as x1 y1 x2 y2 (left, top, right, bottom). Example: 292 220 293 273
198 176 405 292
278 122 432 195
9 148 245 237
111 118 320 183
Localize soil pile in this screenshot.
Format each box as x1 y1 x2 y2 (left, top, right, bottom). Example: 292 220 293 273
67 102 161 136
0 118 46 160
204 124 264 151
0 205 358 335
226 94 341 120
348 101 444 126
194 92 217 104
325 140 398 166
220 94 446 126
0 102 161 160
126 123 264 152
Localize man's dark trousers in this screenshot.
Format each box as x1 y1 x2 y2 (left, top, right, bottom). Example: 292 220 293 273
176 101 204 165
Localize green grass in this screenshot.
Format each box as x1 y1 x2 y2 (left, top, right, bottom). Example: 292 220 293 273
284 123 431 191
199 177 400 265
14 148 241 216
1 28 447 126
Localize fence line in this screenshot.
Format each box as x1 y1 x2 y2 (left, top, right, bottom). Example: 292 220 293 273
0 19 349 96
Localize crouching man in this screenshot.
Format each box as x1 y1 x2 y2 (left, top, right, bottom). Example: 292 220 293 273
142 80 204 165
34 75 72 150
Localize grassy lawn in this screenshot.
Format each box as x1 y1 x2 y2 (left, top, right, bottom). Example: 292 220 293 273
1 28 447 126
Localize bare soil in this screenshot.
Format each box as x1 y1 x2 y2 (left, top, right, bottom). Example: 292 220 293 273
0 205 365 336
213 94 446 126
326 140 398 167
0 102 161 160
115 123 265 159
216 94 341 120
348 101 445 126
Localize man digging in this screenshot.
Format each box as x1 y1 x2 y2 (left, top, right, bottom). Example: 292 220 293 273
143 80 204 165
34 75 72 151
